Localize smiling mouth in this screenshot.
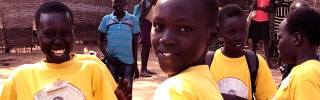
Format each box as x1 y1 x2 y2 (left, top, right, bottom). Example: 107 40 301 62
51 49 65 56
159 52 178 57
236 44 242 47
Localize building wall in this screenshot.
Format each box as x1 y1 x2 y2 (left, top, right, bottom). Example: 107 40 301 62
0 0 140 49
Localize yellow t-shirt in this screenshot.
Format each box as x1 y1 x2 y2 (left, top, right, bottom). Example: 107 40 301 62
275 60 320 100
153 65 223 100
210 49 276 100
0 54 117 100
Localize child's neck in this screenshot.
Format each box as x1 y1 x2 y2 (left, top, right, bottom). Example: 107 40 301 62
295 47 318 65
114 11 125 17
221 47 244 58
114 11 126 21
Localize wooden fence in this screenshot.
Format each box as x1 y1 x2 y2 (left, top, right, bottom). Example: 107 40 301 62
0 0 139 53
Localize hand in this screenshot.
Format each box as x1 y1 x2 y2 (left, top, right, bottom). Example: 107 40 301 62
132 64 139 79
264 6 270 12
107 56 122 67
115 77 132 100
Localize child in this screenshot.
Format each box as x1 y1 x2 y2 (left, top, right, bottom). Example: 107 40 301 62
98 0 140 94
0 1 131 100
152 0 223 99
275 7 320 100
139 0 157 77
279 0 311 80
208 4 276 100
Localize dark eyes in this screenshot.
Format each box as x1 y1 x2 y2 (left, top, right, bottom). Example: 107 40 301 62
153 24 193 32
153 24 164 32
43 31 71 36
44 32 54 36
180 27 192 32
227 29 247 35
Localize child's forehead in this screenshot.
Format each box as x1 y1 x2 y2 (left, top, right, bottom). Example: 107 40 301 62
155 0 204 16
111 0 127 2
220 16 247 28
157 0 203 9
40 12 72 21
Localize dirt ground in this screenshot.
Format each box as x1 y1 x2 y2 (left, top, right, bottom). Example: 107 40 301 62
0 43 282 100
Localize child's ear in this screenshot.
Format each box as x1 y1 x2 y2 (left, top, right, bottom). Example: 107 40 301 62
293 32 302 46
207 26 219 46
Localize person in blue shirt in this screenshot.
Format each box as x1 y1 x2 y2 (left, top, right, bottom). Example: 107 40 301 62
98 0 140 94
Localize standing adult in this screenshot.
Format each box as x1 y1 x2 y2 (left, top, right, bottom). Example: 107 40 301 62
139 0 157 77
249 0 276 69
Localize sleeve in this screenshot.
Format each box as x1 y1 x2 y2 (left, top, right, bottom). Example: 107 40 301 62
0 78 17 100
254 55 277 100
0 67 20 100
132 16 141 35
289 79 320 100
92 62 117 100
98 15 109 34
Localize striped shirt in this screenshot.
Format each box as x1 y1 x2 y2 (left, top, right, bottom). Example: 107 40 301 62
98 11 140 64
274 0 291 31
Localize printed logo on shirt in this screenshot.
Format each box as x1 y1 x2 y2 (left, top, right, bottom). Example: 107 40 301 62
34 80 85 100
217 78 249 99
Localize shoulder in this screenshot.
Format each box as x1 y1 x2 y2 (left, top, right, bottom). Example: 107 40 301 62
7 63 38 80
293 62 320 81
102 14 112 20
76 54 101 62
75 55 104 68
154 77 194 99
130 14 139 22
255 54 268 66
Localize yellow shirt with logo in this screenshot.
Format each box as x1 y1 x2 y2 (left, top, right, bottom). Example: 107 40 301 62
0 54 117 100
210 49 276 100
153 65 223 100
275 60 320 100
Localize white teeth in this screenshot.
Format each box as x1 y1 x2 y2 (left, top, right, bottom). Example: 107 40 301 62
163 53 173 56
51 49 65 56
236 44 242 47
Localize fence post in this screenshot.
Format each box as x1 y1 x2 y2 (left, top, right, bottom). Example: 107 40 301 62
0 0 8 53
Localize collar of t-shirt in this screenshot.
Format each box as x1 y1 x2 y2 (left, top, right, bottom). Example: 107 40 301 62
110 11 131 22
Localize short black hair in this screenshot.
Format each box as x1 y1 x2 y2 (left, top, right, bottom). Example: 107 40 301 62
218 4 245 26
285 7 320 45
202 0 219 27
290 0 310 11
35 1 74 29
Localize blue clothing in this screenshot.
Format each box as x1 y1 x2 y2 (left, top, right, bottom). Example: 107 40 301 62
98 11 140 64
106 63 133 94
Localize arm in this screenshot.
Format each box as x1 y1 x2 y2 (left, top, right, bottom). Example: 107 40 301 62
98 32 121 66
253 55 277 100
267 0 275 12
251 0 258 10
131 16 141 79
140 0 156 18
132 34 139 79
98 32 108 59
251 0 269 11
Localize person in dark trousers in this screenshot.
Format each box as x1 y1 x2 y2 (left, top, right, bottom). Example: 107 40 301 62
249 0 276 69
